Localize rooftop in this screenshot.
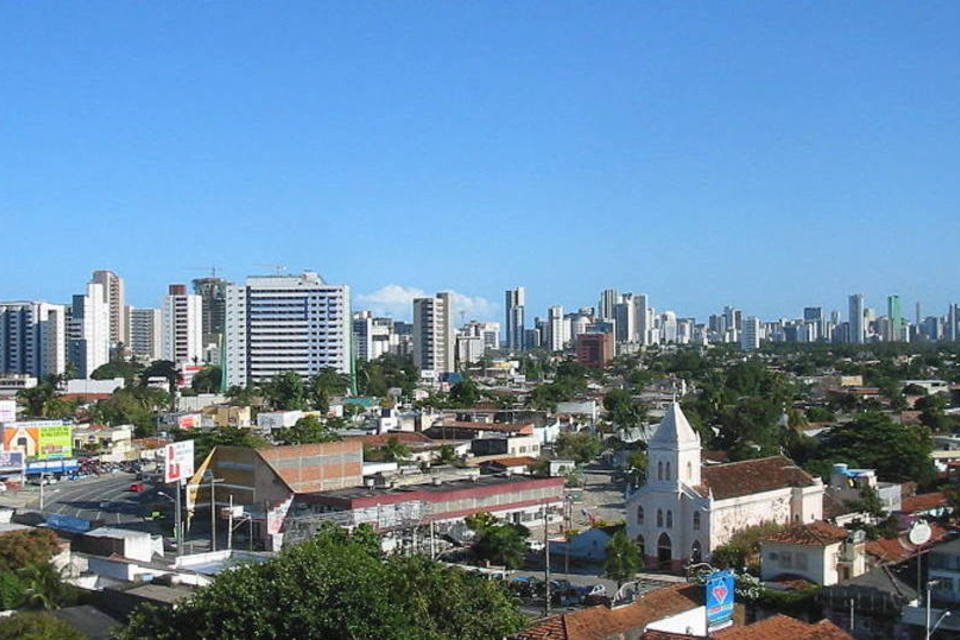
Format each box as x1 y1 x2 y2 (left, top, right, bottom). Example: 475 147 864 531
311 473 563 502
700 456 818 501
763 521 849 546
713 614 853 640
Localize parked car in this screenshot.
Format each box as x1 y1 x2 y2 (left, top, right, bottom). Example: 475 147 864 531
128 482 147 493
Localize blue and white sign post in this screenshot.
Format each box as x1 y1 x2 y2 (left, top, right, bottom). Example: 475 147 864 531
705 570 735 632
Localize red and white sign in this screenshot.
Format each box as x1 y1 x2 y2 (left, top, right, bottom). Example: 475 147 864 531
164 440 195 484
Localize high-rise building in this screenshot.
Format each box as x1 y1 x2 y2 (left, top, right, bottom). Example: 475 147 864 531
886 295 903 342
128 307 162 361
803 307 823 341
741 316 761 352
947 304 959 342
614 294 636 344
848 294 865 344
634 294 650 346
412 292 455 375
225 272 351 389
68 283 110 378
90 270 126 348
192 277 229 351
162 285 203 366
547 305 565 352
504 287 525 352
0 301 67 378
599 289 620 322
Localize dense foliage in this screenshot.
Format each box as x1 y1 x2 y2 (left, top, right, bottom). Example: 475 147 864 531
356 354 419 398
0 612 86 640
117 526 527 640
604 529 641 586
0 529 62 573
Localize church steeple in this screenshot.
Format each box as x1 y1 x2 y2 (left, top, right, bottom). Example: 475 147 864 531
648 402 701 488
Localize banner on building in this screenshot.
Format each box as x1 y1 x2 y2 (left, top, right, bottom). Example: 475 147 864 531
705 570 735 631
164 440 195 484
0 451 24 473
2 422 73 460
0 400 16 424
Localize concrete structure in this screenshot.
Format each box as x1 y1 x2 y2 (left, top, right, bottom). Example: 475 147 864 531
634 293 650 346
598 288 620 321
626 403 824 570
504 287 525 352
162 285 203 366
761 521 865 586
576 331 614 368
224 273 352 389
412 292 455 375
827 463 901 514
128 307 162 361
848 294 865 344
90 270 126 348
740 316 761 352
547 305 565 352
886 294 903 342
0 301 67 378
192 277 229 352
69 283 110 378
614 296 636 344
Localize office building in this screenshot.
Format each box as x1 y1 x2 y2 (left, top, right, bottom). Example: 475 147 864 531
614 295 636 344
947 304 959 342
0 302 67 378
598 289 620 322
504 287 525 352
848 294 865 344
741 316 761 352
412 292 455 375
225 273 351 389
90 270 126 348
68 283 110 378
128 307 162 361
192 277 229 350
161 285 203 366
886 295 902 342
634 294 650 346
576 332 614 369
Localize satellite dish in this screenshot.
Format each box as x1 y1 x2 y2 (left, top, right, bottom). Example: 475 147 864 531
909 520 932 546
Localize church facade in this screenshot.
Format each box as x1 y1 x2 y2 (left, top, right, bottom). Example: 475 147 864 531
625 403 824 571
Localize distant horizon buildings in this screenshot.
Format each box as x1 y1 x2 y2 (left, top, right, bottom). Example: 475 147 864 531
504 287 525 352
848 294 865 345
412 292 455 376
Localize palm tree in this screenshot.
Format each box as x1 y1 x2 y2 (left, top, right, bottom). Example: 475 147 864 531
17 562 73 610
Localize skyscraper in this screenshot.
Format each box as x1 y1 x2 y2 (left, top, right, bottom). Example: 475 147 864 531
129 307 162 361
162 285 204 365
634 294 650 346
225 272 351 389
69 283 110 378
412 292 455 375
547 305 565 352
886 295 902 342
192 277 229 351
803 306 823 341
741 316 761 352
0 301 67 378
848 294 865 344
613 297 636 344
598 289 620 322
504 287 525 352
91 270 125 348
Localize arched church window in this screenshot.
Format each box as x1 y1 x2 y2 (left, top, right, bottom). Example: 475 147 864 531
666 510 673 528
665 462 671 480
637 506 644 526
693 512 701 530
657 462 663 481
686 461 692 479
657 509 663 527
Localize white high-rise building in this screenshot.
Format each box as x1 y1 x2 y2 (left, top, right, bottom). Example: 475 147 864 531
413 292 455 375
504 287 525 352
128 307 162 361
660 311 678 344
162 285 204 365
634 294 650 346
599 289 621 322
69 283 110 378
848 294 865 344
225 273 351 389
614 295 636 344
90 270 126 348
741 316 761 352
0 301 67 378
546 305 565 352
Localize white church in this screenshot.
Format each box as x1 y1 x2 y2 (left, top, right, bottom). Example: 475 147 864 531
625 402 825 570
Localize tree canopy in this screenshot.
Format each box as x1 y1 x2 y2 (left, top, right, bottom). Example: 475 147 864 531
275 415 342 446
604 529 641 587
0 612 86 640
117 526 526 640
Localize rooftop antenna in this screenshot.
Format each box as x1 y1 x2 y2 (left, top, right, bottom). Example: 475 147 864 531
255 263 287 276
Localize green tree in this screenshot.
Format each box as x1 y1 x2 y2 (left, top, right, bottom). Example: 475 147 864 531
474 523 530 569
306 368 351 412
628 448 648 483
91 358 143 384
357 354 419 398
555 431 602 464
604 529 641 587
275 415 342 445
603 389 648 430
916 394 950 432
0 571 26 610
448 378 480 408
174 427 270 465
0 612 86 640
117 525 525 640
191 366 223 394
381 436 411 463
436 444 458 465
464 511 499 536
16 562 76 611
261 371 307 410
140 360 182 409
16 383 57 418
0 529 62 573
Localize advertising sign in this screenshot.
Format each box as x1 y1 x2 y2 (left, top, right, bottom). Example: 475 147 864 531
2 422 73 460
164 440 195 484
0 451 24 473
25 459 79 474
705 570 735 631
177 414 201 430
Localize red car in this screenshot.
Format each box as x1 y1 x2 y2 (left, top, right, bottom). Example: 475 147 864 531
128 482 147 493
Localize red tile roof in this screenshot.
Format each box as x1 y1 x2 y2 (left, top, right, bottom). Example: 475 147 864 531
514 584 701 640
900 492 948 514
483 456 539 468
354 432 436 447
763 521 849 546
714 615 853 639
700 456 818 501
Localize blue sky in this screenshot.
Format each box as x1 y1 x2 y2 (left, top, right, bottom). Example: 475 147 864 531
1 2 958 323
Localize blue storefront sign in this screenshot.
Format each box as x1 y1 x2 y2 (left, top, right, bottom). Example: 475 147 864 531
25 458 79 475
705 570 735 631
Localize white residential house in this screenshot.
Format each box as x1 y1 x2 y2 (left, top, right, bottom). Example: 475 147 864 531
626 403 825 570
761 521 866 586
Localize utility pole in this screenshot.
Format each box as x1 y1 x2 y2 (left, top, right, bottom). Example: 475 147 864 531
38 473 45 511
849 598 854 631
227 495 234 551
175 480 182 557
544 501 551 617
205 472 224 552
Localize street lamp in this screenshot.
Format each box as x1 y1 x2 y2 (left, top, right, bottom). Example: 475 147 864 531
926 579 953 640
203 471 225 552
156 490 182 555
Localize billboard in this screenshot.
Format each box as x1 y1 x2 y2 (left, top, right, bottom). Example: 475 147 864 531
165 440 195 484
2 421 73 460
705 570 735 631
0 399 16 424
0 451 24 473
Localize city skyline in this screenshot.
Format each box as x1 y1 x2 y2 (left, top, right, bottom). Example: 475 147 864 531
2 3 958 322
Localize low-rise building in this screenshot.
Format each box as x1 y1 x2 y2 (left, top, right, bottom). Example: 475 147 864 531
761 521 865 586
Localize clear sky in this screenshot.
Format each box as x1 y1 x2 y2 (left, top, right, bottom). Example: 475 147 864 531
1 2 958 323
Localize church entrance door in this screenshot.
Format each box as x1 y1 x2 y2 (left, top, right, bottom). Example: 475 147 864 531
657 532 672 569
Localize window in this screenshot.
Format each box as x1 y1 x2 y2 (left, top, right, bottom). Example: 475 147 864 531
637 506 644 526
693 512 701 530
657 509 663 527
665 462 671 480
658 462 663 481
666 511 673 528
687 461 692 479
795 553 808 571
780 552 793 569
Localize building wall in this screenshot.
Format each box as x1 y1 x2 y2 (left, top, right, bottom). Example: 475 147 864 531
162 286 203 365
